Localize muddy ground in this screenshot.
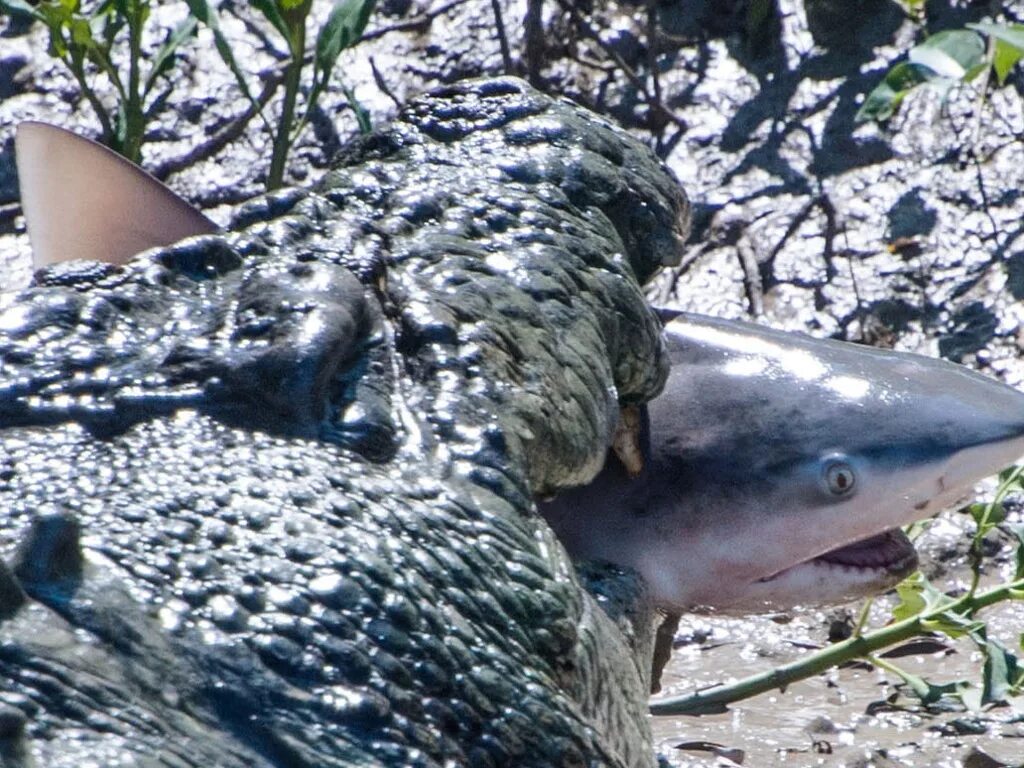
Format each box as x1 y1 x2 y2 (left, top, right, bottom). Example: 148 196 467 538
653 507 1024 768
3 0 1024 765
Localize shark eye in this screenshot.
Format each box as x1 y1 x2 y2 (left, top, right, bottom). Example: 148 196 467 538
822 457 856 496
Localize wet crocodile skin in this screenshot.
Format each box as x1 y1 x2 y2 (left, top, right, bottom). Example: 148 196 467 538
0 78 689 767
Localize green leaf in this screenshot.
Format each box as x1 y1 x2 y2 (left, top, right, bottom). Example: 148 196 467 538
184 0 266 126
1009 524 1024 581
68 16 95 48
998 464 1024 491
315 0 376 78
250 0 291 41
97 3 123 48
969 22 1024 55
0 0 45 21
856 62 934 122
343 80 372 133
890 572 957 622
921 611 983 640
976 634 1024 705
899 0 924 19
36 2 73 28
143 16 197 96
961 61 990 84
299 0 376 134
48 32 70 60
889 573 979 639
271 0 312 53
959 684 984 712
968 500 1006 532
890 666 970 705
901 669 942 703
891 574 926 620
908 30 986 80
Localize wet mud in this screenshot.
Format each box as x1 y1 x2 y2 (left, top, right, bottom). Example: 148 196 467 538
653 507 1024 767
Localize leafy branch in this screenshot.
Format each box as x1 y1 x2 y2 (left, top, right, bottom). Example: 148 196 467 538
0 0 199 163
188 0 376 190
858 24 1024 123
0 0 377 187
650 466 1024 716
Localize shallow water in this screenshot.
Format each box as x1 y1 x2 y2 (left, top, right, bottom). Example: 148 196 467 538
651 507 1024 767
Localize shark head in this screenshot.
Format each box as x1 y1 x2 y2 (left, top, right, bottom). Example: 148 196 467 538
539 313 1024 613
14 121 217 269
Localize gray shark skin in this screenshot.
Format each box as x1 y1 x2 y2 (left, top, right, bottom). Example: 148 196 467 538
541 312 1024 613
0 78 689 768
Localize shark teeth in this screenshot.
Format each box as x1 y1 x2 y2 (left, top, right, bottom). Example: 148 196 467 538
815 528 917 573
757 529 919 584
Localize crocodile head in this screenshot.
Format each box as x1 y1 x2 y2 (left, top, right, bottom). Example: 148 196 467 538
0 78 688 768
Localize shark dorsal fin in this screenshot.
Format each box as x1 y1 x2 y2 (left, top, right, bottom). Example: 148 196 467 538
15 122 218 269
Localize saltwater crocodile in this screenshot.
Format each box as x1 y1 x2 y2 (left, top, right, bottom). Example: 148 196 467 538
0 76 686 768
2 76 1024 767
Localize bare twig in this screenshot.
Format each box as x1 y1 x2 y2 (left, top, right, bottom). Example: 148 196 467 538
646 2 663 107
656 122 687 158
969 34 995 155
369 57 402 109
765 196 821 265
151 72 281 181
971 152 1001 240
224 3 289 61
816 192 839 282
649 243 711 306
524 0 545 87
737 237 764 317
360 0 473 42
490 0 514 74
552 0 686 132
844 233 865 342
568 52 617 73
651 612 682 694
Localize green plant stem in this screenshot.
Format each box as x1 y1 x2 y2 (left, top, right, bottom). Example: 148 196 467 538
67 57 115 143
968 33 995 157
649 575 1024 715
267 18 306 191
968 465 1024 597
864 653 909 680
852 596 874 636
123 1 145 163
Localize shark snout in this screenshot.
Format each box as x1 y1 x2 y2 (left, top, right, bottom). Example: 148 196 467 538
934 419 1024 507
922 367 1024 506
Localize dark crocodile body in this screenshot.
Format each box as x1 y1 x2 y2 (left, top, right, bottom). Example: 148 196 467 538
0 78 689 767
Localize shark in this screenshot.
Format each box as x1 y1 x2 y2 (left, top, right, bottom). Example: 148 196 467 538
15 120 1024 619
540 310 1024 613
14 121 217 268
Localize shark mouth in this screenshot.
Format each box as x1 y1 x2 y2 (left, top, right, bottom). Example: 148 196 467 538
815 528 918 572
760 528 918 583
